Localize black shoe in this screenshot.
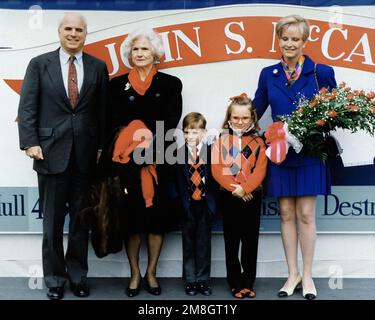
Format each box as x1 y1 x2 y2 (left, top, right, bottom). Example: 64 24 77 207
126 278 141 298
70 282 90 298
185 283 197 296
144 276 161 296
47 287 64 300
197 281 212 296
126 285 141 297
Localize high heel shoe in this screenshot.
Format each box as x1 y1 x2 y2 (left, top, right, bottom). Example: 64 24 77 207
302 281 317 300
277 274 302 297
126 276 141 297
144 274 161 296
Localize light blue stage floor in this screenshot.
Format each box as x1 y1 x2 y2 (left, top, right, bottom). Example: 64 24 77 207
0 277 374 300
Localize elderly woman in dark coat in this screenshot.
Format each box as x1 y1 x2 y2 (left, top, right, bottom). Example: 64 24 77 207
106 28 183 297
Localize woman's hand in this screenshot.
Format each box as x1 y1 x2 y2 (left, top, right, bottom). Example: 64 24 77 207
230 184 246 198
242 192 253 202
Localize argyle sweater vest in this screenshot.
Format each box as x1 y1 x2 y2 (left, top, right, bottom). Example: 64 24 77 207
211 132 267 194
188 151 205 200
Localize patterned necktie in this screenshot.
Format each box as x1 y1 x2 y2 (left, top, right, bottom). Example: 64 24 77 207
188 147 204 201
68 55 78 109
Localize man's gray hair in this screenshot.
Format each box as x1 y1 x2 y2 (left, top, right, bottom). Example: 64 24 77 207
58 12 88 33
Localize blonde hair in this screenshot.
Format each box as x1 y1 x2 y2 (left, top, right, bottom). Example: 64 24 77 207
276 15 310 42
183 112 207 130
222 95 260 132
120 28 165 65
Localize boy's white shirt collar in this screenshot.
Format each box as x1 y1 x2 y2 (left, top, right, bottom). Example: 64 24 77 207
187 141 203 155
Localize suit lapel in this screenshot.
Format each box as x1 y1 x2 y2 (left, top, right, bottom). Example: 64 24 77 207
272 63 295 102
46 49 71 108
76 53 94 107
201 143 211 179
272 56 316 101
182 145 190 183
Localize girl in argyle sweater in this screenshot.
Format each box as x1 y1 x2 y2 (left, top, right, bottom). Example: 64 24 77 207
212 94 267 299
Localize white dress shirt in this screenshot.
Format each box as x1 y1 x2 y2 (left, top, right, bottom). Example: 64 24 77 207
59 48 84 97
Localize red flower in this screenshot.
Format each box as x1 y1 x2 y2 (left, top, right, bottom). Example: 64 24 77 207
345 87 351 92
345 105 359 112
319 87 327 94
328 110 337 117
353 90 365 97
366 92 375 99
339 82 346 87
316 119 325 126
347 94 355 100
309 99 318 108
330 92 337 99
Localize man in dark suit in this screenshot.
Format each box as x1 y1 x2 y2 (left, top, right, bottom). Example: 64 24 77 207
17 12 108 300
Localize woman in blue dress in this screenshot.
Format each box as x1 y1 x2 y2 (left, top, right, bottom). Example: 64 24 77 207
253 15 336 300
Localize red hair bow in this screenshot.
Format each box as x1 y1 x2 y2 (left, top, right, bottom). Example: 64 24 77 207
229 92 248 101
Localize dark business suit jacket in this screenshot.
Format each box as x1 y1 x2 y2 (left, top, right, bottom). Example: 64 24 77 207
18 48 108 174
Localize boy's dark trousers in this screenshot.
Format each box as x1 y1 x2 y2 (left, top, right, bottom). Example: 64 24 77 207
221 189 262 290
182 199 212 284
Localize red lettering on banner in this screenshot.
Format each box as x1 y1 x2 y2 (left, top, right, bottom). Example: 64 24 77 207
4 16 374 95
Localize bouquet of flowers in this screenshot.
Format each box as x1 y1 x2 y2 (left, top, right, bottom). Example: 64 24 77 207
265 83 375 164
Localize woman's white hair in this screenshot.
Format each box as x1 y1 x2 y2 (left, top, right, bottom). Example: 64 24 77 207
120 28 165 65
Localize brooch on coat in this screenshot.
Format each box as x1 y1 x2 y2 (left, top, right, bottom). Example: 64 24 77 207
124 82 131 91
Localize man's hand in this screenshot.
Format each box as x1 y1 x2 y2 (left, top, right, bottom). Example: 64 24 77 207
25 146 44 160
230 183 246 198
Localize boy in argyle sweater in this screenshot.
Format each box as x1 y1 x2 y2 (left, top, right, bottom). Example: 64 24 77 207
211 94 267 299
173 112 219 296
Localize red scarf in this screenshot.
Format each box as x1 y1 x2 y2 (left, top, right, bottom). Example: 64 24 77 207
112 120 158 208
128 65 157 96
